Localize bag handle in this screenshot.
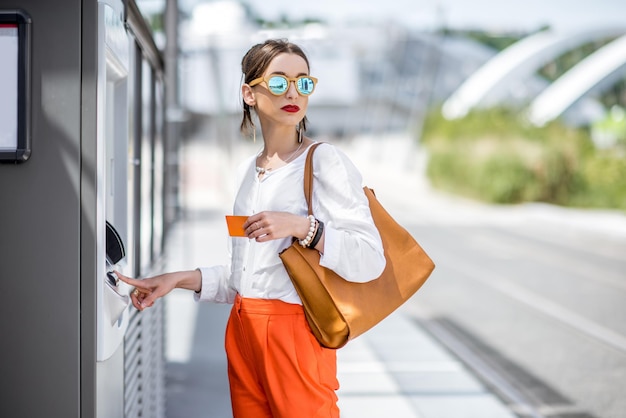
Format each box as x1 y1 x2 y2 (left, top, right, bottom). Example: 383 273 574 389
303 142 324 216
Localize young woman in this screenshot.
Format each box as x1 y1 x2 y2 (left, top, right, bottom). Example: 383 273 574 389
118 39 386 418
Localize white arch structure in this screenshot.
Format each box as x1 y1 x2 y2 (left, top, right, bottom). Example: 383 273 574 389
442 27 626 119
527 34 626 126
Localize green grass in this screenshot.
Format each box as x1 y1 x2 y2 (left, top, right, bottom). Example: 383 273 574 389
420 108 626 211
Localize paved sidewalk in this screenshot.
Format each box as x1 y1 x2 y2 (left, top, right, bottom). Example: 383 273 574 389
336 312 515 418
161 134 524 417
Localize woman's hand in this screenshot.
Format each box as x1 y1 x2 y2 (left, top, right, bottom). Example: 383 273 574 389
243 211 310 242
116 270 201 311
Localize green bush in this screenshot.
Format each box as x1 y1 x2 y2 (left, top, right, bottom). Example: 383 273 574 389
421 108 626 211
572 153 626 209
477 153 535 203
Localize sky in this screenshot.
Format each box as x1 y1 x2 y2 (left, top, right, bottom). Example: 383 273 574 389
176 0 626 33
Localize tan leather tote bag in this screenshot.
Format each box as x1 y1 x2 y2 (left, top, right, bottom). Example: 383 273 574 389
279 143 435 349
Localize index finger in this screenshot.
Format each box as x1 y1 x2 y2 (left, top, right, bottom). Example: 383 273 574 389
115 272 146 288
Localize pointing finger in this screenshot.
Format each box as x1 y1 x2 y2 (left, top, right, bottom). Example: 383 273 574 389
116 272 145 288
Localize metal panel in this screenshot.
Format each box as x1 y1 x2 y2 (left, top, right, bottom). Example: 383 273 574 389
122 4 167 414
0 0 84 416
124 301 166 418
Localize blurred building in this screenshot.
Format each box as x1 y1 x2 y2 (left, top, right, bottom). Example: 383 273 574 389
175 1 503 141
143 0 626 139
443 27 626 127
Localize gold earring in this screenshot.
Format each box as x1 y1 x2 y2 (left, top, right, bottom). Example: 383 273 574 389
298 122 303 143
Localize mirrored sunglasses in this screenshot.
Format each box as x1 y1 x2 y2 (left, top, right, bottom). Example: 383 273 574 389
249 74 318 96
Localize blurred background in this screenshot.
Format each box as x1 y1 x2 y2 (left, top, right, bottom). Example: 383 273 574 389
136 1 626 417
145 0 626 212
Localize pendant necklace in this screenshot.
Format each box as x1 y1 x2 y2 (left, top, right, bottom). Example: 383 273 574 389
256 141 304 175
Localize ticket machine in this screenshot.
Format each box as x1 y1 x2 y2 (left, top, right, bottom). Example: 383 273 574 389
96 0 132 363
0 0 169 416
93 3 134 417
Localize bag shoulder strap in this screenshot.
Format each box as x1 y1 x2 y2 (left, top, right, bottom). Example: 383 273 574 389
303 142 324 216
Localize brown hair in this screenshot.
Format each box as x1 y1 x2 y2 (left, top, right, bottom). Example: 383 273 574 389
240 39 311 134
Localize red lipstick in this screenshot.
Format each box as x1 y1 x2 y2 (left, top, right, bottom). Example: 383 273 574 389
281 105 300 113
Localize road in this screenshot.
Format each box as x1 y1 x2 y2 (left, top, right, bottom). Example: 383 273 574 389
403 221 626 418
348 135 626 418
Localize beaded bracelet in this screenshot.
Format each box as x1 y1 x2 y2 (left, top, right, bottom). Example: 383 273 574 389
308 219 324 249
299 215 317 247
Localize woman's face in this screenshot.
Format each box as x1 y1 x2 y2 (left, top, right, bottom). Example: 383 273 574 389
251 53 311 129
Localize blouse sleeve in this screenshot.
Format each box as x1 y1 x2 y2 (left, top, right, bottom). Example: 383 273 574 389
312 144 386 282
194 264 236 304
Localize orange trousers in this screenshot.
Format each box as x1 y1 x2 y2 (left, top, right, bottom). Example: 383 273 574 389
225 294 340 418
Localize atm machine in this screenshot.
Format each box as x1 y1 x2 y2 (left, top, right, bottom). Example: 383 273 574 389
97 0 132 359
95 1 133 416
95 1 168 417
0 0 167 416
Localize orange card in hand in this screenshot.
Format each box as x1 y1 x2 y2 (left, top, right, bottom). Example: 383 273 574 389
225 216 248 237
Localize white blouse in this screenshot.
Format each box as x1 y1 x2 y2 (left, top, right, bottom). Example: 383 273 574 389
195 142 386 305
